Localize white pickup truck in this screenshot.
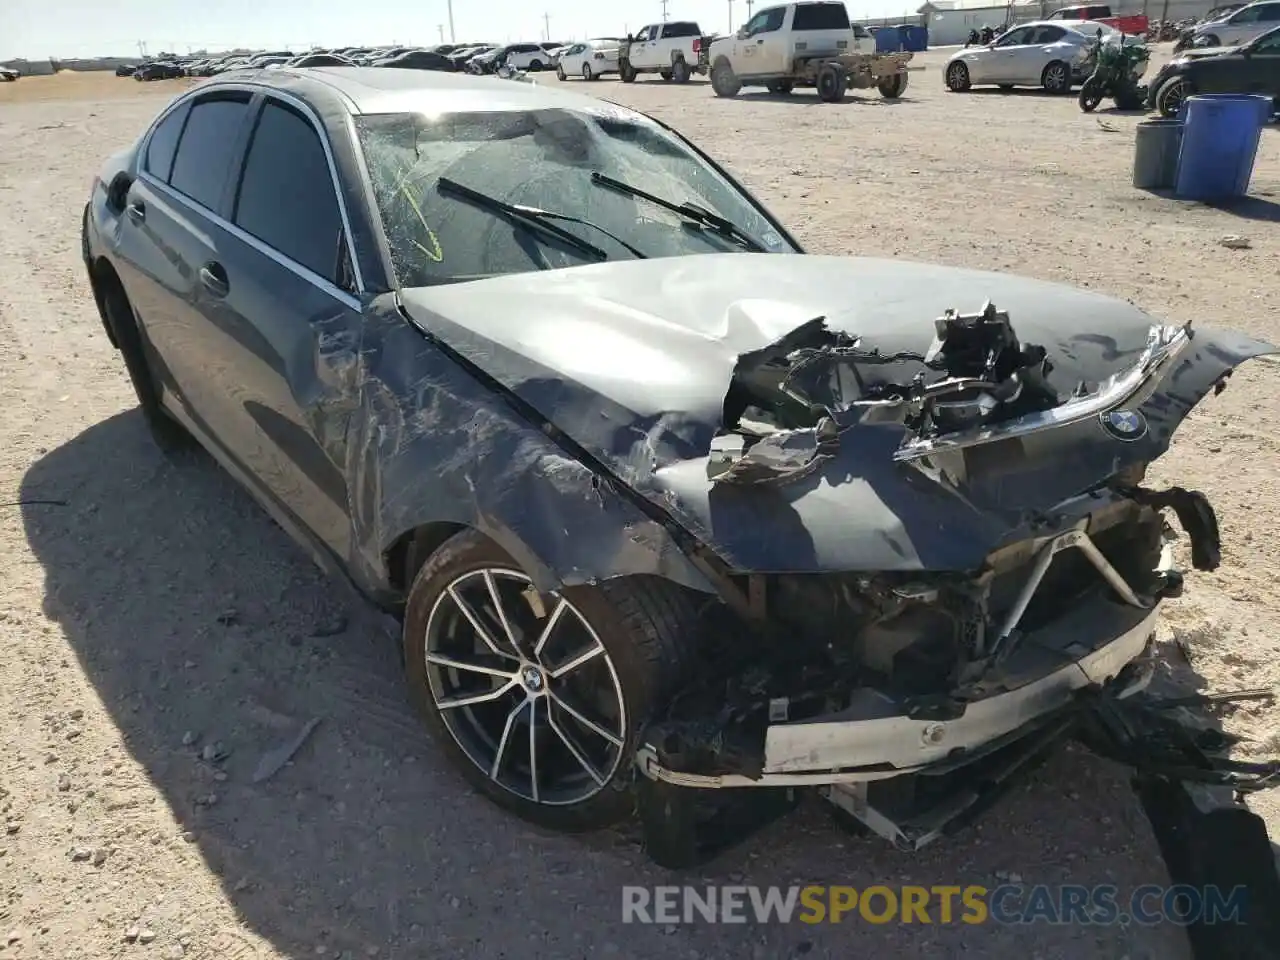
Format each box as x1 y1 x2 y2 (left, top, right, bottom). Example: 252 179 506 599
704 0 913 101
618 20 713 83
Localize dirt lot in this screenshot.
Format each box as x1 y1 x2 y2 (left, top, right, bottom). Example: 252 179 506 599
1 50 1278 960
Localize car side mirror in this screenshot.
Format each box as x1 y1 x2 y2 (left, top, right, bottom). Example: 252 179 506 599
737 27 747 39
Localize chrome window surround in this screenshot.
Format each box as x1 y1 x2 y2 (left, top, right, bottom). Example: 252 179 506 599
135 82 365 310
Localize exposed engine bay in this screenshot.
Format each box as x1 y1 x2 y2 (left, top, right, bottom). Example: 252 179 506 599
634 303 1280 958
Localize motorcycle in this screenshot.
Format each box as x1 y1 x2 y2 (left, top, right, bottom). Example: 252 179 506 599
1078 34 1149 112
965 28 981 46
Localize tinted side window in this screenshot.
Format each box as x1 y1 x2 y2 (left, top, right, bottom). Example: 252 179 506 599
144 102 189 182
792 2 852 29
169 95 251 210
1259 3 1280 20
233 100 344 284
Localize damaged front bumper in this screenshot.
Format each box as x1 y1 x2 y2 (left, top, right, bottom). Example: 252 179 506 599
638 518 1162 790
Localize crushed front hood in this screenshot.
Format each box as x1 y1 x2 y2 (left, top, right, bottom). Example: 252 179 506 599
398 254 1275 573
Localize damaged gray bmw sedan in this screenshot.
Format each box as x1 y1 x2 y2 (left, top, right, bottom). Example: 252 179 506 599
83 68 1280 886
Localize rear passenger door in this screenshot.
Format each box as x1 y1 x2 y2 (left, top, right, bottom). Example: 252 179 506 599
117 89 255 430
205 93 364 556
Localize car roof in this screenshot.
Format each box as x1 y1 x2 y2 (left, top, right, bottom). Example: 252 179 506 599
206 65 647 117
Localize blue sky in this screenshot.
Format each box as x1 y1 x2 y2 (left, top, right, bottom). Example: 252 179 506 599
3 0 925 59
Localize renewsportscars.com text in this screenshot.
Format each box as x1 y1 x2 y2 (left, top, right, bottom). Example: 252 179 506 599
621 884 1248 926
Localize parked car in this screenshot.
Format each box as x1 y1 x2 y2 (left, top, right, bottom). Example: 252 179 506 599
134 61 184 81
555 39 622 80
80 66 1275 850
0 65 20 81
472 42 555 73
115 63 138 77
944 20 1123 92
288 52 357 68
449 45 496 70
1045 4 1150 35
375 50 455 72
1186 0 1280 47
1149 22 1280 116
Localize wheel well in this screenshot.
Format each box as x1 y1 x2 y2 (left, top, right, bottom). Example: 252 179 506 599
713 55 731 70
385 522 469 596
88 256 124 348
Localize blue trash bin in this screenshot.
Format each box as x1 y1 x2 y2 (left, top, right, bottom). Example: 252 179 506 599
875 26 901 52
1174 93 1271 201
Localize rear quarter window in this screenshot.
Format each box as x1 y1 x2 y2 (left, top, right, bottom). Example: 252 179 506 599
168 94 251 210
662 22 701 37
143 101 190 182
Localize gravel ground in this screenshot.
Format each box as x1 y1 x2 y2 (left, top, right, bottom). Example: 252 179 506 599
1 48 1278 960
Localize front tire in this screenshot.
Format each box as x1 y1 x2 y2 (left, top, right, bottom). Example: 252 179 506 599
1200 34 1221 47
945 60 971 92
620 60 637 83
528 59 543 72
710 59 741 97
402 530 700 831
1156 76 1193 118
556 65 566 80
1042 60 1071 94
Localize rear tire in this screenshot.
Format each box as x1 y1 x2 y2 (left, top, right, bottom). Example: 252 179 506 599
402 530 702 832
878 72 907 98
95 263 194 455
556 65 566 80
1200 33 1221 47
528 59 543 71
1041 60 1071 94
620 60 637 83
670 58 690 83
582 63 593 81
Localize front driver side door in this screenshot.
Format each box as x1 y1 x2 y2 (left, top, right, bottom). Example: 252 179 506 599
984 25 1034 81
753 7 791 75
196 94 365 557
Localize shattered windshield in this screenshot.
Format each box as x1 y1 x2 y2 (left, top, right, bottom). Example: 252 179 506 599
354 107 796 287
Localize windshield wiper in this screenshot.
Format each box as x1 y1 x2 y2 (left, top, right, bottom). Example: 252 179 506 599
436 177 647 261
590 171 769 253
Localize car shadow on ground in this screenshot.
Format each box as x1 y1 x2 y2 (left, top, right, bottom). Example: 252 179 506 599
18 410 1200 959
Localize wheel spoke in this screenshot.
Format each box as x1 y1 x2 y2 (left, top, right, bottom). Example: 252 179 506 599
528 698 540 803
448 583 517 661
549 643 604 679
532 597 568 659
438 677 519 710
490 698 527 779
550 693 623 748
426 652 518 680
483 569 522 657
548 707 606 785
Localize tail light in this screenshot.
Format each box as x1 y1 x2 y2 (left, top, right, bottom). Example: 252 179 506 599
594 52 605 59
692 38 702 54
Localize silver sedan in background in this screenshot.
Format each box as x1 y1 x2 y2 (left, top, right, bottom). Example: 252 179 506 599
945 20 1122 93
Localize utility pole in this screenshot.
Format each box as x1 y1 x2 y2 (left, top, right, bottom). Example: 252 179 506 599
660 0 670 20
447 0 456 42
746 0 754 16
543 12 551 41
438 24 445 43
727 0 734 32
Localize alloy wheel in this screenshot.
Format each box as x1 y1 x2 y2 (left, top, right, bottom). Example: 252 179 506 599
423 567 627 806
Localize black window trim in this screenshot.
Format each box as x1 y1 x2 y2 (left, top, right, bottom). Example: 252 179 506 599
135 82 365 306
